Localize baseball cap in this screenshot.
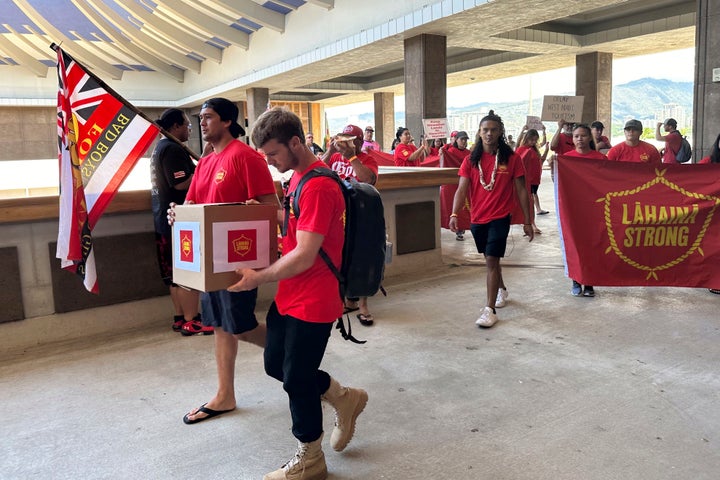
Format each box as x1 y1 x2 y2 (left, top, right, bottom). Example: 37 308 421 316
591 121 604 130
624 119 643 131
336 124 363 141
455 131 469 140
365 126 374 132
664 118 677 128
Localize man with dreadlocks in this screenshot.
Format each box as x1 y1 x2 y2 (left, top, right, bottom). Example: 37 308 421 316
449 110 534 328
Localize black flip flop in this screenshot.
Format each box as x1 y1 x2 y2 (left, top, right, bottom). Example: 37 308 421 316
357 313 374 326
183 403 235 425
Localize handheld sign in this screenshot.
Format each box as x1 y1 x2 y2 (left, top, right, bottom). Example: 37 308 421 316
541 96 584 123
421 118 450 140
526 115 544 130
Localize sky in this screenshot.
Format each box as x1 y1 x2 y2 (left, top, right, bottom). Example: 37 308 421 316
327 48 695 117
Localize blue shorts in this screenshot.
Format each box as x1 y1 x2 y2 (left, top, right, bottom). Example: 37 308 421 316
470 215 511 258
201 289 259 335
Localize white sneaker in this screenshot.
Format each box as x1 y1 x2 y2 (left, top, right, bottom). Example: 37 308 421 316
475 307 498 328
495 288 508 308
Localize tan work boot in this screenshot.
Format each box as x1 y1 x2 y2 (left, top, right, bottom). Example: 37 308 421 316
263 435 327 480
321 377 368 452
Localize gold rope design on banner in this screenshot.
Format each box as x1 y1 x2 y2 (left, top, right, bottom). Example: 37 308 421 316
598 168 720 280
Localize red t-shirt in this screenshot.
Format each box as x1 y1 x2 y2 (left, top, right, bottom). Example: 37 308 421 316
515 145 542 186
327 152 379 182
662 132 684 164
606 141 661 164
186 139 276 203
459 151 525 224
563 149 608 160
394 143 420 166
277 161 345 323
552 133 574 154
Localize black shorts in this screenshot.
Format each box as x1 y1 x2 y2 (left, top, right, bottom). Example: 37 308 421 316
201 289 259 335
155 232 173 286
530 184 539 194
470 215 511 258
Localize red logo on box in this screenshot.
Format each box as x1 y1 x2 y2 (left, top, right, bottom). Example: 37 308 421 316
228 229 257 262
180 230 193 262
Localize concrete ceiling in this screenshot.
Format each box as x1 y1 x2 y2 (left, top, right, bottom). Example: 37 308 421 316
0 0 697 107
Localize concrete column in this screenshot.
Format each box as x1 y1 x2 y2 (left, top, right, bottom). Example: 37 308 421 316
575 52 612 130
373 92 394 151
246 88 269 141
403 34 447 145
693 0 720 161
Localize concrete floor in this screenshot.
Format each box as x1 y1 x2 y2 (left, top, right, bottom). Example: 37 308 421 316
2 172 719 480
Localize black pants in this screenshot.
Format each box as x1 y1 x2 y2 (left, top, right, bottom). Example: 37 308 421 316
264 302 333 443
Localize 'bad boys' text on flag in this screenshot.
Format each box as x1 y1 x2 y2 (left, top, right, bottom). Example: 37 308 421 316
55 45 159 293
557 156 720 288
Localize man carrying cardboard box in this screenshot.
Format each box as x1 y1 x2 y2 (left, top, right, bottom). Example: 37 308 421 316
170 97 280 425
229 107 368 480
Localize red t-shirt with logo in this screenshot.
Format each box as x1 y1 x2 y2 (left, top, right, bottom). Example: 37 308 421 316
186 139 276 203
552 133 574 154
277 161 345 323
327 152 379 181
606 141 661 164
459 151 525 224
515 145 542 186
394 143 420 166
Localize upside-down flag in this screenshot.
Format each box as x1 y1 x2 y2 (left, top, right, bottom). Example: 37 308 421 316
55 46 160 293
556 156 720 288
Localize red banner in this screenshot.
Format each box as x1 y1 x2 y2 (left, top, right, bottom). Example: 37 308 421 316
557 156 720 288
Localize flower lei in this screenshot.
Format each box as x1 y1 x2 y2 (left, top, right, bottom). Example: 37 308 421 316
478 150 499 191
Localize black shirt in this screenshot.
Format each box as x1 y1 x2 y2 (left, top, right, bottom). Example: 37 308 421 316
150 138 196 235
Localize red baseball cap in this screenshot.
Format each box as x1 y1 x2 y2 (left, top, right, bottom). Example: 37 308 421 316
337 124 363 141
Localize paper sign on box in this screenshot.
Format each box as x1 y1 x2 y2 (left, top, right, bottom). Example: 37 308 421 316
172 203 278 292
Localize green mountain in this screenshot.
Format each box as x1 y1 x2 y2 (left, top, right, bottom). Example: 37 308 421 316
327 78 693 137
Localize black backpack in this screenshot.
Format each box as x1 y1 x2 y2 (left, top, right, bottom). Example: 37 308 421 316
283 168 386 343
674 132 692 163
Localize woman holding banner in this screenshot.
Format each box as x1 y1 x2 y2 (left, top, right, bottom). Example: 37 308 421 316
440 131 471 240
562 123 607 297
393 127 428 166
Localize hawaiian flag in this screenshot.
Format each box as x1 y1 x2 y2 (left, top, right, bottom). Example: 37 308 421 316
556 156 720 288
55 46 160 293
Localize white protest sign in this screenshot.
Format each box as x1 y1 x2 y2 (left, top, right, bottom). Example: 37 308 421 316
526 115 544 130
421 118 450 139
541 95 584 123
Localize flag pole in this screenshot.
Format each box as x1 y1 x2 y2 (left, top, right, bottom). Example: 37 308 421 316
50 43 200 161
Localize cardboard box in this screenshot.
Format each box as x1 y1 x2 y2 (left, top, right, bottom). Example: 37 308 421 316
172 203 278 292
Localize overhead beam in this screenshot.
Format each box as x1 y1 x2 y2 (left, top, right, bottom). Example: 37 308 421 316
113 0 223 63
71 0 184 81
85 0 201 73
0 31 49 77
305 0 334 9
154 0 249 49
12 0 124 79
205 0 285 33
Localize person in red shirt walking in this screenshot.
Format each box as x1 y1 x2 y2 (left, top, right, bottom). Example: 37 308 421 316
449 110 534 328
230 108 368 480
655 118 683 164
169 98 280 425
607 119 661 164
322 124 380 325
